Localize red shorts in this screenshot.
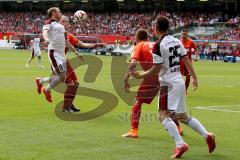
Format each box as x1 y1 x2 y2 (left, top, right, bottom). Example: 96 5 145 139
65 60 78 83
136 76 160 104
180 61 190 76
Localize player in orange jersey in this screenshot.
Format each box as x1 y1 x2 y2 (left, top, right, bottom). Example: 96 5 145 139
121 29 183 138
180 29 199 92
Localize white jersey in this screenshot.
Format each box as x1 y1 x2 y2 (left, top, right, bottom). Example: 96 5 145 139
152 34 187 85
32 37 41 49
42 19 66 53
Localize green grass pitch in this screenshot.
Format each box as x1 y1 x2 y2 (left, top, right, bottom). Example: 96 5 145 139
0 49 240 160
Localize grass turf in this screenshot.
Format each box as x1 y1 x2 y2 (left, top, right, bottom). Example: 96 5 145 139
0 49 240 160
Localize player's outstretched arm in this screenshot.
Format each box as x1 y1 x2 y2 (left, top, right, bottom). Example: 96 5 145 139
76 41 105 49
182 56 198 90
131 64 162 79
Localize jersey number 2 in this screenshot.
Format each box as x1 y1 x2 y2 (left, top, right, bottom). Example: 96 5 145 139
169 45 181 68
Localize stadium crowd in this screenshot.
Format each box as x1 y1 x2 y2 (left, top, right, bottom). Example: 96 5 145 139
0 11 239 37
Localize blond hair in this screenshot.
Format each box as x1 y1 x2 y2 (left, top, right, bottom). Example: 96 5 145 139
47 7 59 18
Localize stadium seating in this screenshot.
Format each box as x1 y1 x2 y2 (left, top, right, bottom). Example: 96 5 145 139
0 11 239 36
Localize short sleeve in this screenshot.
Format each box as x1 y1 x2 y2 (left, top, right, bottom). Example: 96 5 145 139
130 44 141 61
179 42 187 58
152 42 163 64
42 24 50 31
68 34 79 45
191 40 197 50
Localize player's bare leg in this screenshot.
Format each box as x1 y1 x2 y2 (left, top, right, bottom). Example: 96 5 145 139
159 111 188 159
176 113 216 153
169 112 184 136
121 100 143 138
42 72 67 103
37 56 44 68
25 56 34 68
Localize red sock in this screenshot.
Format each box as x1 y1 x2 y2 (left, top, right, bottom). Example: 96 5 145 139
131 101 143 129
63 83 78 109
185 76 190 91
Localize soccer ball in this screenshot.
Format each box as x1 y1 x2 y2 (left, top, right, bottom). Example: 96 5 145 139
74 10 87 22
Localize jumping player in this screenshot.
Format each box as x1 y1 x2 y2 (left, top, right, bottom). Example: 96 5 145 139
36 7 82 112
36 15 104 112
132 16 215 158
121 29 183 138
180 29 199 92
25 33 44 68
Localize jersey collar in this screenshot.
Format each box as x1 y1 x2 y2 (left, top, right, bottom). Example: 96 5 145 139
50 19 57 22
158 33 168 42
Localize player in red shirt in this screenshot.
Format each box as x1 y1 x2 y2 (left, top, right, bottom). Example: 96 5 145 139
36 15 104 112
121 29 183 138
180 29 199 92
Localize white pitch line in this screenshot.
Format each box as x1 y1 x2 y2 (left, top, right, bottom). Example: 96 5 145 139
194 105 240 113
200 75 240 78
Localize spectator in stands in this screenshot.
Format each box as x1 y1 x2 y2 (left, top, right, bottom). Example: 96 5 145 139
225 47 231 56
0 11 239 37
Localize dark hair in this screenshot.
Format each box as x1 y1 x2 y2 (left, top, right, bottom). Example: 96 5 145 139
136 29 148 41
47 7 59 18
155 16 169 33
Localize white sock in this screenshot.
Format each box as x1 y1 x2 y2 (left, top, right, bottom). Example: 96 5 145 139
187 117 208 138
162 118 185 147
45 85 51 92
40 77 50 85
45 75 62 92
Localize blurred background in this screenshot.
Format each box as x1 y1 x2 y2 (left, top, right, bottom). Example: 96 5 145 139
0 0 239 61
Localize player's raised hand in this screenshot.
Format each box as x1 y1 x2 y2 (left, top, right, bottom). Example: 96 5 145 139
192 78 198 91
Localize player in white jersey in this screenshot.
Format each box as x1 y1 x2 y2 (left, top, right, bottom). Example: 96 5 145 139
132 16 216 158
39 7 81 112
25 33 44 68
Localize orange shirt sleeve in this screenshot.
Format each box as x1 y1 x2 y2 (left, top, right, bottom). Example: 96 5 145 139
191 40 197 50
130 43 141 61
67 34 79 45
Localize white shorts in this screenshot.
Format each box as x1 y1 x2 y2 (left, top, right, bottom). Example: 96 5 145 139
32 48 41 57
158 83 186 113
48 50 67 75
